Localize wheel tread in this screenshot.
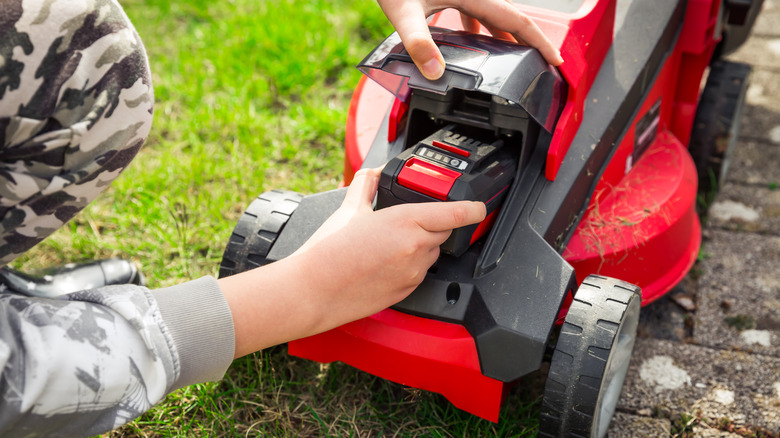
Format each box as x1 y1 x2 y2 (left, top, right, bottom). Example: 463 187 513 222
540 275 642 437
218 190 303 278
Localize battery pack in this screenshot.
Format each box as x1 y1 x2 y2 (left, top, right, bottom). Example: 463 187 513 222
377 124 516 256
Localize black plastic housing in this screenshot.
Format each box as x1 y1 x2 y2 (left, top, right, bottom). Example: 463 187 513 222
357 28 566 133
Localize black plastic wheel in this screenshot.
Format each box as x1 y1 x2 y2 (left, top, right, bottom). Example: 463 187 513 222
539 275 642 438
689 59 751 210
218 190 303 278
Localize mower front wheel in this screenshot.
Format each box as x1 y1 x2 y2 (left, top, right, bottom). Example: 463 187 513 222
218 190 303 278
539 275 641 438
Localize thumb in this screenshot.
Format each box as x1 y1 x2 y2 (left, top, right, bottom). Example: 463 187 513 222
403 31 446 80
342 168 381 211
378 2 445 80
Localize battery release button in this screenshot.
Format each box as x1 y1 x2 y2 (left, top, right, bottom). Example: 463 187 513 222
397 158 461 201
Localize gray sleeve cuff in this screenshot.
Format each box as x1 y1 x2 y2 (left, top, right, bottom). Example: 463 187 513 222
151 276 235 390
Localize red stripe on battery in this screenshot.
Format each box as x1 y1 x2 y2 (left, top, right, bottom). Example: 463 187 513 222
470 209 500 245
432 140 471 157
485 185 509 205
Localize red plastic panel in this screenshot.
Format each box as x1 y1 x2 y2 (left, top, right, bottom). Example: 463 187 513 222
288 309 507 422
670 0 723 146
388 98 408 143
564 130 701 304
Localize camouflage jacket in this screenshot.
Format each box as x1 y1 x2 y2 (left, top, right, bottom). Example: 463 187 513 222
0 277 235 437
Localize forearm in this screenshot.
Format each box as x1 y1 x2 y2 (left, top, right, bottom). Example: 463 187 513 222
220 231 437 359
219 252 341 359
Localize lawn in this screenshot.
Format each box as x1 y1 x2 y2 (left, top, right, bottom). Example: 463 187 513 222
13 0 543 435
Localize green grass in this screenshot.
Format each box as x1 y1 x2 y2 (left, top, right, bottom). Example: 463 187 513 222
13 0 543 435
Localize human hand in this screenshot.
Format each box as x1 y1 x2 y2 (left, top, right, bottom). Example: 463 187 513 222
293 167 486 316
376 0 564 80
222 168 486 357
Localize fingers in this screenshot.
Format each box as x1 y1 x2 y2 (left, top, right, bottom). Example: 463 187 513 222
379 0 563 81
460 0 563 65
377 0 446 80
489 0 524 43
342 168 381 211
403 200 487 232
460 14 481 34
460 11 515 43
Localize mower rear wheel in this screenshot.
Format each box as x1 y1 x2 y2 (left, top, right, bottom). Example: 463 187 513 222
689 59 751 211
539 275 641 438
218 190 303 278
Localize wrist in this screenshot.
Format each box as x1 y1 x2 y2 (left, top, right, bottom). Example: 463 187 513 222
220 254 325 358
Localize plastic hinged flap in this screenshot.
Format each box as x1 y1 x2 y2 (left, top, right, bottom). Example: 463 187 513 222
358 27 566 133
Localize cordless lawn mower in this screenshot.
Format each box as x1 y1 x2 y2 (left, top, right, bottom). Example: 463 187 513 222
219 0 761 435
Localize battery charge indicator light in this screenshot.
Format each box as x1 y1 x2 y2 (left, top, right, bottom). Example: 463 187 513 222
417 147 468 170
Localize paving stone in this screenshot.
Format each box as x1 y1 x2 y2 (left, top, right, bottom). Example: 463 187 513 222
706 185 780 235
751 0 780 37
636 277 695 342
727 34 780 70
739 69 780 144
694 230 780 357
617 338 780 432
728 140 780 186
692 428 743 437
607 412 671 437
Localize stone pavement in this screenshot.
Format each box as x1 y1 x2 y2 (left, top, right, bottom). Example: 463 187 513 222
608 1 780 436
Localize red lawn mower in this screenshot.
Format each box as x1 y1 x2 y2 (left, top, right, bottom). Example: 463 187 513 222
219 0 761 435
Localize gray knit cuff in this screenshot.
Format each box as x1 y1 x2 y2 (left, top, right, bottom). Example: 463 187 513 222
151 276 235 389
